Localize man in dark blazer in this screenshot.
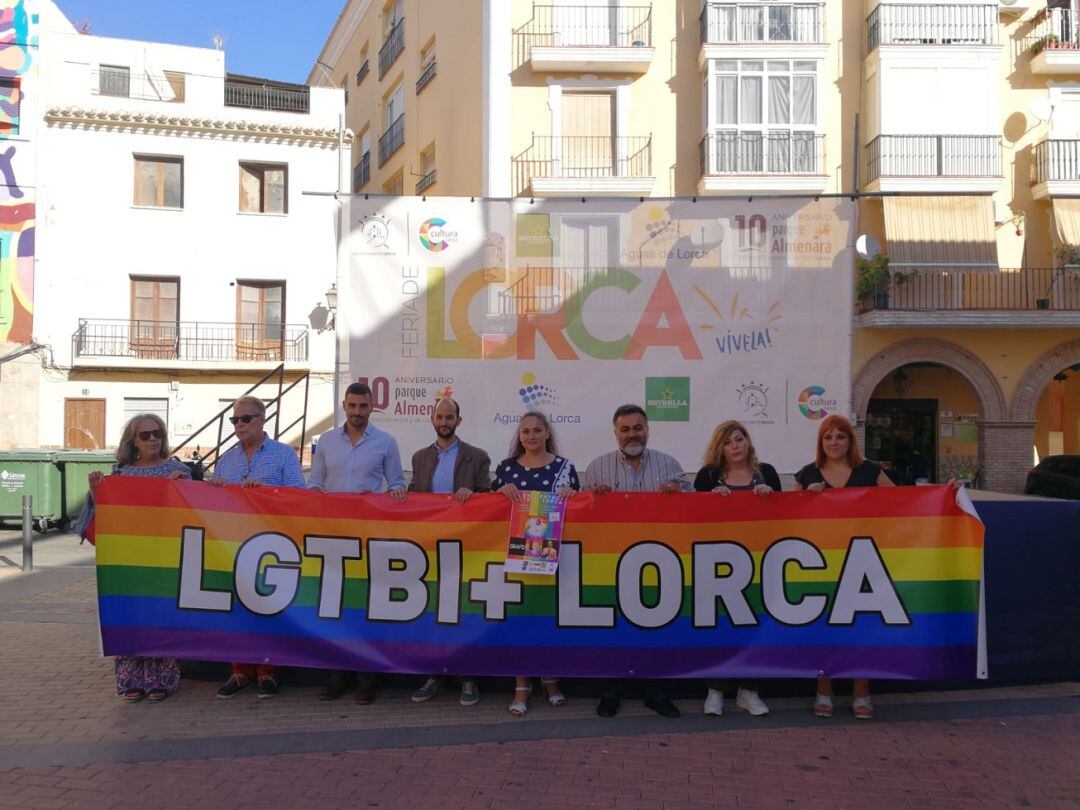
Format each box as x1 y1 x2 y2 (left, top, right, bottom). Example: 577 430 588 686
407 396 491 706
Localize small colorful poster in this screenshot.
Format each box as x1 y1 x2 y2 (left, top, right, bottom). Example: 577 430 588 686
504 490 564 575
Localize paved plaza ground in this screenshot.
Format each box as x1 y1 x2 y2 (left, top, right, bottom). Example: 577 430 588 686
1 530 1077 809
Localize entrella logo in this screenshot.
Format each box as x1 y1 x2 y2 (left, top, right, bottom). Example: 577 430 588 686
419 217 458 252
798 385 837 420
518 371 558 407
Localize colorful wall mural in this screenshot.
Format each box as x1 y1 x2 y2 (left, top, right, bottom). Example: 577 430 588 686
0 0 35 344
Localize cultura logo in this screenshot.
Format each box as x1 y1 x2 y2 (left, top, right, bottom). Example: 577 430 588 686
419 217 458 252
798 385 837 420
518 371 557 407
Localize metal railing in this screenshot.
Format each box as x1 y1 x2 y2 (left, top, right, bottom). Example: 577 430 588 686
700 132 824 175
859 268 1080 312
512 135 651 188
92 69 185 102
865 135 1000 181
224 78 310 113
700 2 825 44
416 60 437 94
356 59 370 85
867 3 997 50
71 320 309 363
379 17 405 78
1024 8 1080 52
494 267 610 316
515 4 652 49
416 168 437 194
353 151 371 191
378 114 405 167
1035 139 1080 182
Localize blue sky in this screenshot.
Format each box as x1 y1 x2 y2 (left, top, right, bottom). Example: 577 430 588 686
55 0 346 84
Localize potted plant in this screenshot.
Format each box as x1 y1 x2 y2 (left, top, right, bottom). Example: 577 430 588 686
856 252 915 310
1030 34 1059 56
1038 244 1080 308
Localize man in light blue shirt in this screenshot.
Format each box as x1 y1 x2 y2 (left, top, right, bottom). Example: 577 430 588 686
311 381 405 705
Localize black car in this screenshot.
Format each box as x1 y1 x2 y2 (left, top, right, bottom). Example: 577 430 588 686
1024 455 1080 500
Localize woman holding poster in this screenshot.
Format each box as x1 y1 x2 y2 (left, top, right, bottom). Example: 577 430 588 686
694 420 779 718
794 414 894 720
493 411 580 715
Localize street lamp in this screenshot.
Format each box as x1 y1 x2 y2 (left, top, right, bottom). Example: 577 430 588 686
325 283 338 330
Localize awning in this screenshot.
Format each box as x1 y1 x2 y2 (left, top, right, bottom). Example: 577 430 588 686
882 196 998 272
1052 198 1080 245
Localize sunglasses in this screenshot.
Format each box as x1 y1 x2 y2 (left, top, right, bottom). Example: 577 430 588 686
137 429 163 441
229 414 261 426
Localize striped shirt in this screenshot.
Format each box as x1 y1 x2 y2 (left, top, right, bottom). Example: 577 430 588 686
215 434 306 488
582 448 692 493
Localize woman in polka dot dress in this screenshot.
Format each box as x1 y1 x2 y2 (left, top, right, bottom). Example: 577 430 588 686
492 410 580 716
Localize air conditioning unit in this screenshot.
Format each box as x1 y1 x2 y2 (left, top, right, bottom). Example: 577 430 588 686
998 0 1031 17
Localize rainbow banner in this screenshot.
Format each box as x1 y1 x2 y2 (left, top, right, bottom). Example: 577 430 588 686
95 478 986 680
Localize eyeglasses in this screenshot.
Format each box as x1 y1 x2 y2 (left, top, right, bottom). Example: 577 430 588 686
229 414 261 426
136 429 163 441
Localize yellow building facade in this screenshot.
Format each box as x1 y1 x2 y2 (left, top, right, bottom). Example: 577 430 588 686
312 0 1080 493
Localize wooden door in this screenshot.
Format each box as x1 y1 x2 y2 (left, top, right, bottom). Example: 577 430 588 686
236 281 285 361
561 92 614 176
64 399 106 450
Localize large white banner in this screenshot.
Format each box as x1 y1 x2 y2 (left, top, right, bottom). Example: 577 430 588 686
343 197 854 473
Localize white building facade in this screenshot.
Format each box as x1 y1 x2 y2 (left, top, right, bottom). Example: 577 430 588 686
30 11 347 453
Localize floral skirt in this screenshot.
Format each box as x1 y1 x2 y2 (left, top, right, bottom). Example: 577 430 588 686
115 656 181 695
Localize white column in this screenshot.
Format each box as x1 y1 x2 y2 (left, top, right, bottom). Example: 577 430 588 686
483 0 511 197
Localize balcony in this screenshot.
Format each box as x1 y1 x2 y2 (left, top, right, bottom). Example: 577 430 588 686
700 2 825 44
224 74 310 114
864 134 1001 192
379 18 405 79
866 3 997 50
855 268 1080 328
514 4 654 73
416 168 437 195
1026 8 1080 74
698 131 827 193
416 60 437 94
92 68 185 103
352 151 370 192
71 319 309 370
512 134 653 196
356 59 370 86
1032 139 1080 198
378 114 404 167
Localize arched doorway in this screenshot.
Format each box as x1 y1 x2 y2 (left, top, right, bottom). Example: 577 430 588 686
1011 340 1080 464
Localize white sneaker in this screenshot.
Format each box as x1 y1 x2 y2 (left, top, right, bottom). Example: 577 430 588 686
735 688 770 716
703 688 724 716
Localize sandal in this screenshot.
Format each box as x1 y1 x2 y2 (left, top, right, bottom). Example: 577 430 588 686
813 694 833 718
852 696 874 720
508 685 532 716
146 690 168 703
124 689 145 703
541 678 566 707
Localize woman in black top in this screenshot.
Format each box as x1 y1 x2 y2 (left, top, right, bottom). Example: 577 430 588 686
694 420 779 718
794 414 893 720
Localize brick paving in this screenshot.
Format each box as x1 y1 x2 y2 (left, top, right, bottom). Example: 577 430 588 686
0 536 1078 809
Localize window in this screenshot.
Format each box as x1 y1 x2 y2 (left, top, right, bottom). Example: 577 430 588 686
0 78 21 135
239 162 287 214
99 64 131 97
236 281 285 360
387 84 404 129
417 144 436 193
130 276 179 358
417 39 437 93
384 0 404 34
710 59 818 172
163 71 186 102
383 173 404 195
134 155 183 208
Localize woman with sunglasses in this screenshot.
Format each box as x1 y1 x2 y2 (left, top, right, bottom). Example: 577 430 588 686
88 413 191 703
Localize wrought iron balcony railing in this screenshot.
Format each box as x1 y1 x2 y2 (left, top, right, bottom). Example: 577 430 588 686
513 135 651 187
72 320 309 363
224 74 310 113
378 114 405 167
700 131 824 175
858 268 1080 312
700 2 825 44
515 4 653 48
865 134 1000 181
416 60 437 94
867 3 997 50
416 169 437 194
1035 139 1080 183
379 18 405 78
353 151 371 192
1023 8 1080 53
356 59 370 86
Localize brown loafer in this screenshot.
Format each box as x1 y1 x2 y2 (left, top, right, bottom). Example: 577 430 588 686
319 673 354 701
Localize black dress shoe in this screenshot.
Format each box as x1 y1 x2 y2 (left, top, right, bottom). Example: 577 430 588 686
596 696 620 717
319 673 354 701
644 698 680 718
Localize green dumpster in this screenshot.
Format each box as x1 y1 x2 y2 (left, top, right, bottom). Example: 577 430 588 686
0 450 63 529
56 450 116 524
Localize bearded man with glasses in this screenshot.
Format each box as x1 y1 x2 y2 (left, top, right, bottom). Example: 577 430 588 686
210 395 306 700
